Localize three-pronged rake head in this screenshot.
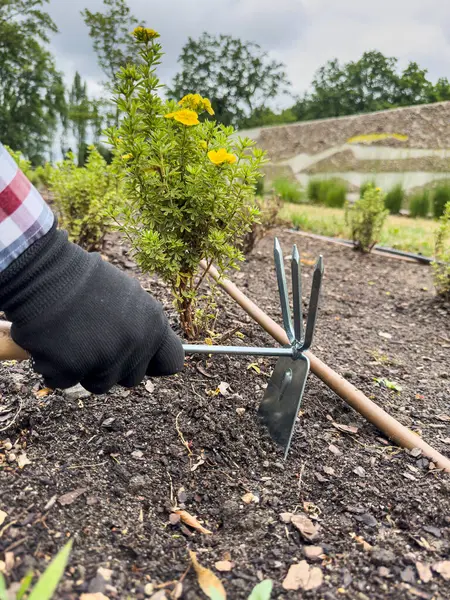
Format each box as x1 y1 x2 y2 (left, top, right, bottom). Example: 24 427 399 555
258 238 324 458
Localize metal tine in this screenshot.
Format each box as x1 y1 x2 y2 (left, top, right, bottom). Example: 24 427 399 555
301 255 324 351
274 238 295 345
291 245 303 344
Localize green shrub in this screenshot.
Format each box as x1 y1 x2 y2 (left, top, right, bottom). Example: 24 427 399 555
107 27 265 338
409 190 430 218
384 183 404 214
345 183 389 252
273 177 303 203
432 182 450 218
0 540 72 599
307 179 323 203
49 146 120 251
360 179 376 198
34 162 54 189
324 179 347 208
433 201 450 299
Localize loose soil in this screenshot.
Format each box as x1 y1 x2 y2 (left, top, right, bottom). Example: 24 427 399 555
1 229 449 600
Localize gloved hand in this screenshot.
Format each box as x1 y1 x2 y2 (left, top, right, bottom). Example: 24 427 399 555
0 224 184 393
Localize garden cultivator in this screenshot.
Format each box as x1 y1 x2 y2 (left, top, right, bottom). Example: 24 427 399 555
184 237 324 457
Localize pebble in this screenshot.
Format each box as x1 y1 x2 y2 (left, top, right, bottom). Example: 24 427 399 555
63 383 91 400
303 545 324 560
371 549 396 565
128 475 151 494
400 566 416 584
355 513 378 528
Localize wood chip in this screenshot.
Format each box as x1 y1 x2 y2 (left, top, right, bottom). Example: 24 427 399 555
332 422 358 435
0 510 7 526
328 444 342 456
282 561 323 591
175 510 212 534
291 514 319 541
145 380 155 394
241 492 259 504
58 488 87 506
215 560 234 572
416 562 433 583
433 561 450 580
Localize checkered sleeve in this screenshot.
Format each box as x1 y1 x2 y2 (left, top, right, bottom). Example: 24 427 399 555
0 143 55 272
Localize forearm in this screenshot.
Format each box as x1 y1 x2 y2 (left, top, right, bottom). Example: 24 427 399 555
0 142 54 272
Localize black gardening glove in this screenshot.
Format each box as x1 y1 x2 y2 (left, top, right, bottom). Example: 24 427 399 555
0 224 184 393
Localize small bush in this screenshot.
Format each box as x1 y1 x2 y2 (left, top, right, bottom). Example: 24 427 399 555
34 162 54 189
323 179 347 208
432 182 450 218
409 190 430 218
307 179 323 203
107 28 265 338
384 183 404 214
345 183 389 252
433 201 450 299
273 177 303 204
241 195 285 255
50 146 120 251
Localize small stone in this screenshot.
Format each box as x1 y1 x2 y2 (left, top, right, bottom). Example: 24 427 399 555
263 460 270 468
303 545 324 560
144 583 155 596
401 566 416 584
101 417 116 428
236 407 246 416
97 567 113 582
409 447 422 457
63 383 91 400
279 512 293 524
353 466 366 477
371 549 396 566
328 444 342 456
423 525 441 538
378 567 391 578
128 475 150 494
3 442 12 451
7 453 16 462
169 513 181 525
355 513 378 528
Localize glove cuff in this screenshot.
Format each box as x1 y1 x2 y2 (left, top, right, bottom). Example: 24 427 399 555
0 223 97 326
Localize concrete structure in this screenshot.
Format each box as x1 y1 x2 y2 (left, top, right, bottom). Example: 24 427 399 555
240 101 450 196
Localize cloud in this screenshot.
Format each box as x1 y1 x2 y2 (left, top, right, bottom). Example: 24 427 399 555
47 0 450 107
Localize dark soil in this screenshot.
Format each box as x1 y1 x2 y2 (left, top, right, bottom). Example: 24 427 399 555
1 229 449 600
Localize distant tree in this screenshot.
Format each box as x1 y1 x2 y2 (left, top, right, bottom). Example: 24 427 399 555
82 0 139 125
292 50 448 122
0 0 66 163
240 107 297 129
169 33 290 127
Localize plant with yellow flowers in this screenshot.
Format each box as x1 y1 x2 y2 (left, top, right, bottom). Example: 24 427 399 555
106 27 266 337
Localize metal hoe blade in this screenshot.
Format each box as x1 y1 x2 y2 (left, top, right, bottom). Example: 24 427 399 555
258 239 324 458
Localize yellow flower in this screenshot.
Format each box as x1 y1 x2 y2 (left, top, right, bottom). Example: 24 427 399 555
179 94 203 109
199 140 208 149
121 153 133 160
202 97 214 116
132 27 160 42
375 187 381 192
208 148 236 165
165 109 199 126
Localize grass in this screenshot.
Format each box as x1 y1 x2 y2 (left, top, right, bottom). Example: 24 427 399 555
281 203 439 256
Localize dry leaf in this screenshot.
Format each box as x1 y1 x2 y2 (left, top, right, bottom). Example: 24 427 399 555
433 561 450 580
247 363 261 374
196 364 214 378
0 510 7 526
436 414 450 422
17 453 31 469
189 550 226 599
175 510 212 534
58 487 87 506
291 513 319 541
282 561 323 591
332 422 358 435
280 512 293 524
80 594 110 600
131 450 143 459
218 382 230 396
241 492 259 504
145 380 155 394
34 387 52 398
416 562 433 583
350 532 372 551
215 560 234 572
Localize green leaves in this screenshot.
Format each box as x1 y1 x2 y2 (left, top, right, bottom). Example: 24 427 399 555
374 378 402 392
345 183 389 253
108 32 266 337
27 540 72 600
248 580 273 600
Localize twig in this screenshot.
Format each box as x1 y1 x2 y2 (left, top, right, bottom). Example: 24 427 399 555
215 326 240 345
175 411 193 456
4 537 27 553
0 401 22 432
297 462 305 491
167 470 175 507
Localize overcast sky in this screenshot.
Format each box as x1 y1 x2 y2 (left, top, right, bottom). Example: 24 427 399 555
47 0 450 109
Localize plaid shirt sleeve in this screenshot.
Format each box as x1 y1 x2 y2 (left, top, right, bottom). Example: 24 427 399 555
0 143 55 272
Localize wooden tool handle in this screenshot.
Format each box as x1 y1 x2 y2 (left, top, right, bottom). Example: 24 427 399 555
0 321 29 361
